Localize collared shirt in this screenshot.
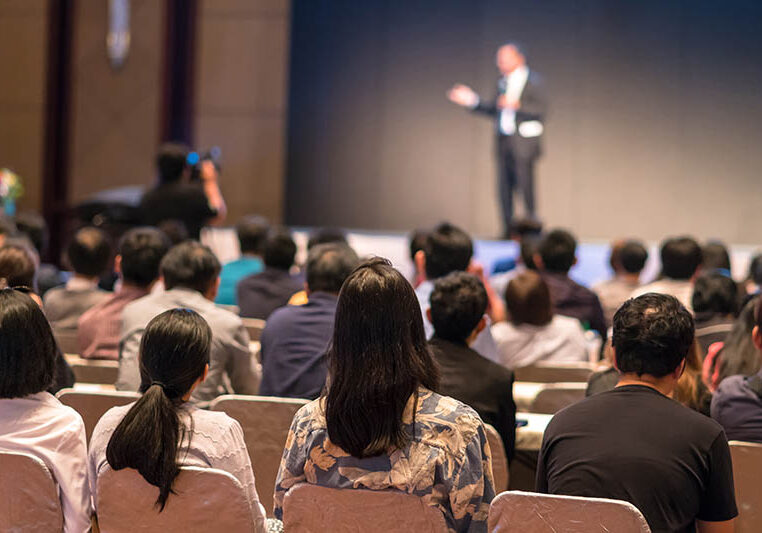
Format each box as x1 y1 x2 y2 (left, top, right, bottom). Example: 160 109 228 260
592 275 641 327
259 292 336 400
711 370 762 443
274 388 495 532
499 65 529 135
0 392 91 533
237 267 303 320
542 272 607 338
630 278 694 312
215 256 264 306
89 402 267 533
116 288 258 403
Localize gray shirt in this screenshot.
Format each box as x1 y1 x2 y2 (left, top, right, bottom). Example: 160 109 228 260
116 288 258 403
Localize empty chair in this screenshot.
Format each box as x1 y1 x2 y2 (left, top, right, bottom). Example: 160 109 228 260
0 451 63 533
283 483 448 533
241 317 266 341
96 466 254 532
729 441 762 533
488 491 651 533
529 383 587 414
484 424 510 492
64 354 119 384
513 362 595 383
210 394 308 515
56 389 140 442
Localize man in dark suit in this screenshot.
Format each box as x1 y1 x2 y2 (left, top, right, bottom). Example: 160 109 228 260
449 43 547 234
427 271 516 459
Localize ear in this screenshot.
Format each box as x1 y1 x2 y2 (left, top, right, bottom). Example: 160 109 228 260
475 316 487 334
673 359 687 380
533 253 544 270
611 347 620 372
201 363 209 382
426 308 433 325
572 256 578 267
415 250 426 278
304 281 310 297
753 326 762 352
114 255 123 275
207 276 221 300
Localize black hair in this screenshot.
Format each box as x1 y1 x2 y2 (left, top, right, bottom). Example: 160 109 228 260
0 289 57 398
106 309 211 510
307 227 348 250
306 243 359 294
619 240 648 274
119 227 171 288
408 228 429 262
613 293 694 377
236 215 269 255
717 296 760 382
692 272 739 317
749 254 762 286
263 228 296 271
520 235 541 270
429 272 487 343
702 241 731 272
538 229 576 274
156 143 189 184
423 222 473 279
660 236 702 280
65 227 112 277
14 212 47 254
157 220 189 246
0 244 37 289
508 218 542 240
325 258 439 458
160 241 221 293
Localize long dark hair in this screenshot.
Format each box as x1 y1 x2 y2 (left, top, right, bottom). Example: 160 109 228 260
106 309 211 510
325 257 439 458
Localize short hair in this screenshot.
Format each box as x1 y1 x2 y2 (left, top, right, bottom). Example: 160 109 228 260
749 254 762 286
157 219 189 245
500 41 528 60
508 217 542 239
619 240 649 274
505 270 553 326
423 222 473 279
263 228 296 271
408 228 429 262
156 143 189 184
702 241 731 272
0 244 37 288
160 241 221 293
307 227 348 250
430 272 488 343
538 229 576 274
236 215 269 255
306 243 359 294
520 236 541 270
14 212 47 254
660 236 702 280
692 272 739 316
0 216 16 238
613 293 694 377
0 289 58 398
119 227 170 288
66 227 112 277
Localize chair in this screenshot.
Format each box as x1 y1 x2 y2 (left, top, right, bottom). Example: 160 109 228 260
54 329 80 355
513 362 595 383
283 483 448 532
64 354 119 384
0 451 63 532
209 394 309 515
96 466 255 532
57 388 141 443
529 383 587 414
487 491 651 533
241 317 266 341
484 424 510 492
729 440 762 533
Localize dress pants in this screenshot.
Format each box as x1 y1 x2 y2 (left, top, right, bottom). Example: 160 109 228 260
497 133 539 231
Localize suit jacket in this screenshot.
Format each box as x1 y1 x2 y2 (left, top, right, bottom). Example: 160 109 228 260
429 336 517 460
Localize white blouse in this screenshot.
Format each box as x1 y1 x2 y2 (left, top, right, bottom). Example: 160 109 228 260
88 402 266 533
0 392 91 533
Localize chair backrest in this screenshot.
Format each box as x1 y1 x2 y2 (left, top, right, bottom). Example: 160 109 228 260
241 317 266 341
514 362 595 383
484 424 510 492
488 491 651 533
64 354 119 384
529 383 587 414
729 440 762 533
283 483 448 532
96 466 254 532
209 394 309 515
57 388 141 443
54 329 80 356
0 451 63 532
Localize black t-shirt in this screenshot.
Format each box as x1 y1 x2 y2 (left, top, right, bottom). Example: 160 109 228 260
537 384 737 533
140 182 216 240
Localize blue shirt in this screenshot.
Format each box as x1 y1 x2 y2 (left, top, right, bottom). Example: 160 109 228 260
215 256 264 306
711 371 762 443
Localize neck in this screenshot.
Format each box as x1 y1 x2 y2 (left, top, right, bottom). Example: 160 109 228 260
73 274 98 283
616 373 675 397
241 252 260 259
618 272 640 283
121 281 149 292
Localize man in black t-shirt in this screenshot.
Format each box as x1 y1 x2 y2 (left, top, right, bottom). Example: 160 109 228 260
538 293 737 533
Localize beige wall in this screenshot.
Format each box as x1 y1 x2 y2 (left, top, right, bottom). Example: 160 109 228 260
195 0 291 224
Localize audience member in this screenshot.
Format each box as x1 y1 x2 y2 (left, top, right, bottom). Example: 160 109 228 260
140 143 227 239
490 231 543 298
631 236 702 311
78 227 170 360
89 309 266 532
14 211 64 295
593 239 648 326
274 258 494 531
538 294 737 532
491 270 588 369
428 271 517 459
692 272 739 354
0 289 90 532
702 241 732 274
157 219 190 245
534 229 607 338
259 243 359 399
116 241 258 403
744 253 762 295
216 215 269 306
237 228 302 319
0 216 16 247
408 227 429 288
43 226 111 332
286 226 351 306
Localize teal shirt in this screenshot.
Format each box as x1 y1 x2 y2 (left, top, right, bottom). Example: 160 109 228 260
215 256 264 306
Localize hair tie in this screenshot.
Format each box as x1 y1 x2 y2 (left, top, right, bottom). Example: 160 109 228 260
151 381 167 392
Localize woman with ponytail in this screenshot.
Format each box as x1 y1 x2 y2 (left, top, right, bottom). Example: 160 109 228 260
88 308 267 532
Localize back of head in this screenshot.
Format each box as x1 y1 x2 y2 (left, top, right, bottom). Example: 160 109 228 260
0 289 57 398
263 228 296 271
14 211 47 255
749 254 762 286
160 241 221 293
307 227 348 250
505 270 552 326
660 236 702 280
66 226 112 278
618 240 648 274
692 272 739 317
156 143 189 185
423 222 473 279
520 235 541 270
106 309 211 510
508 217 543 241
702 241 731 273
408 228 429 262
236 215 269 255
157 220 189 246
613 293 694 377
430 272 487 343
717 296 760 381
0 243 37 289
538 229 576 274
326 258 438 458
119 228 171 288
306 243 359 294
